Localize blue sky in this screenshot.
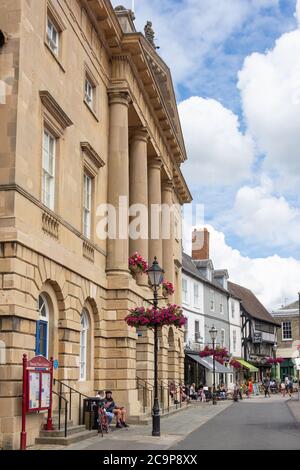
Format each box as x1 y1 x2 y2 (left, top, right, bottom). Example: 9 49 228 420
112 0 300 307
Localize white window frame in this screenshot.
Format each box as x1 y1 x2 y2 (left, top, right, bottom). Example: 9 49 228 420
83 173 92 239
282 321 292 341
79 310 89 381
47 16 59 55
221 329 225 348
84 76 94 109
231 300 235 319
194 283 199 307
233 329 237 353
42 129 56 210
182 279 188 303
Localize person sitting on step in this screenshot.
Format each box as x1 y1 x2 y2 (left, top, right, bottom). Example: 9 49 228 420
105 391 129 428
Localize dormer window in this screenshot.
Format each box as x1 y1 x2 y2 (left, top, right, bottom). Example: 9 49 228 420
47 16 59 55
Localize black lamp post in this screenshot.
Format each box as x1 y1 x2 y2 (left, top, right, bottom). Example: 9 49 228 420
147 257 164 437
209 325 218 405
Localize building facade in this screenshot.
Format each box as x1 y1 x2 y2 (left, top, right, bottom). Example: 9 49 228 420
272 300 300 380
228 282 279 380
182 234 240 389
0 1 191 449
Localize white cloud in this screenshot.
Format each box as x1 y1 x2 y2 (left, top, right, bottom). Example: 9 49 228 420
205 225 300 309
238 26 300 186
178 97 254 187
227 177 300 248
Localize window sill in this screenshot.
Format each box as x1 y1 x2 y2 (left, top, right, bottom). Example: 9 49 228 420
282 338 293 342
84 100 99 122
44 41 66 73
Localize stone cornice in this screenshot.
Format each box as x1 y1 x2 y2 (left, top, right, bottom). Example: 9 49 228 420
39 90 73 129
81 142 105 169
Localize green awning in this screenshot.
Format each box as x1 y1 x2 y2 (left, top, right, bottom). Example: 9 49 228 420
235 359 259 372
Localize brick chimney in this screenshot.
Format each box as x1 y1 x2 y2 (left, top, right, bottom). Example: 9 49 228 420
192 228 210 260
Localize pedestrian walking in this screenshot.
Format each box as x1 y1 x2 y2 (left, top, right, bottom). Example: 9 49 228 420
247 379 253 398
263 377 271 398
280 381 286 397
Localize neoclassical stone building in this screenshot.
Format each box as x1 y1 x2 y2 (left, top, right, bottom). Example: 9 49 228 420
0 0 191 449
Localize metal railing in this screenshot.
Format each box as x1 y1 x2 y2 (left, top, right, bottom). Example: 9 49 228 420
53 378 89 426
52 390 68 438
159 380 170 414
137 377 153 414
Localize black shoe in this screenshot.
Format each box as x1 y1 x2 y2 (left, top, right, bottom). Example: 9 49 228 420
116 423 123 428
122 422 129 428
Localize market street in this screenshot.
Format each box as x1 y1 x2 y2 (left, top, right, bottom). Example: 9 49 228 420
172 397 300 450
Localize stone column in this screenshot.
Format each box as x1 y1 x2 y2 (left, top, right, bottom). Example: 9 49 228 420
162 181 175 295
129 128 149 284
148 157 162 265
107 91 131 276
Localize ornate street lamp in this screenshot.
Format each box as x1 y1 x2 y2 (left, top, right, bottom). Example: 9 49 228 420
209 325 218 405
147 257 164 437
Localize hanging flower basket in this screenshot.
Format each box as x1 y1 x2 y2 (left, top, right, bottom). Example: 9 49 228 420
230 359 242 369
162 281 175 298
199 346 230 365
128 252 148 274
265 357 284 365
125 304 187 329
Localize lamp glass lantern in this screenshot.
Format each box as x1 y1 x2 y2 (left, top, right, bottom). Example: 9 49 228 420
147 257 164 289
209 325 218 342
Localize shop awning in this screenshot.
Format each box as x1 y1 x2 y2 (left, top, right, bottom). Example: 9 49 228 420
186 354 233 374
235 359 259 372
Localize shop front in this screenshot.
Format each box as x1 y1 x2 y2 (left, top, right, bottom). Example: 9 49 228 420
235 358 259 382
185 352 206 387
280 359 295 381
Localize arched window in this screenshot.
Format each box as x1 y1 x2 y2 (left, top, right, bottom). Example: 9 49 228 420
36 294 49 357
79 310 89 381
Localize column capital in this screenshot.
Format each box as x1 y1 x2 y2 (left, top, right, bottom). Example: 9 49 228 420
162 179 175 193
148 156 163 170
129 127 149 144
108 90 131 107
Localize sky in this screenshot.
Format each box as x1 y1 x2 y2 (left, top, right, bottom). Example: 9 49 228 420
112 0 300 309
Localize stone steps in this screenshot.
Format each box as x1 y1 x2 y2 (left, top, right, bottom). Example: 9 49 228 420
35 429 98 446
39 424 87 438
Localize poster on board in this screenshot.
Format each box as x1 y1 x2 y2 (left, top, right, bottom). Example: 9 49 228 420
41 372 51 408
28 371 40 410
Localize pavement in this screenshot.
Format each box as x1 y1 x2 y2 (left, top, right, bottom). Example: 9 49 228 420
29 394 300 451
29 401 231 451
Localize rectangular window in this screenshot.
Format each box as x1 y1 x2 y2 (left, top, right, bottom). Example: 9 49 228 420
210 290 215 311
233 330 237 353
195 320 200 342
182 279 188 303
282 321 292 340
47 16 59 55
194 284 199 306
221 329 225 348
220 302 223 314
42 130 56 210
83 173 92 239
231 301 235 318
85 77 94 109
